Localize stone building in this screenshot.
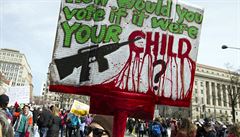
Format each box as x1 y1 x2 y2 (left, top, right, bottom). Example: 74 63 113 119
0 48 33 102
158 63 240 123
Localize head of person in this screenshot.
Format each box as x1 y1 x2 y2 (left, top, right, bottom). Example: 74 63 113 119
203 118 213 132
228 123 240 136
188 122 197 137
0 94 9 109
50 105 55 112
52 107 59 116
23 104 30 115
179 118 191 129
86 114 113 137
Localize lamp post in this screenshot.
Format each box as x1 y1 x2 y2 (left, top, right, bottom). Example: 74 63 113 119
222 45 240 50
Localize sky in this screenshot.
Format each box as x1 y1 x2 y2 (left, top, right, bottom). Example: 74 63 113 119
1 0 240 96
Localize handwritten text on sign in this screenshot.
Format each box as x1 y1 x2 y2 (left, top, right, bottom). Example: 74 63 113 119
50 0 204 105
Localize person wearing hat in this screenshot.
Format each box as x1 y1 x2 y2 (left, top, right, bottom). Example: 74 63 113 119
203 118 216 137
85 114 113 137
0 94 14 137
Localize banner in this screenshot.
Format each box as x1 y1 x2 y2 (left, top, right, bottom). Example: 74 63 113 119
50 0 204 106
6 86 30 105
70 100 89 116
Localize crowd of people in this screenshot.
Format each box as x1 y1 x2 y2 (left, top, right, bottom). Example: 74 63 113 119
1 93 240 137
0 93 113 137
126 117 240 137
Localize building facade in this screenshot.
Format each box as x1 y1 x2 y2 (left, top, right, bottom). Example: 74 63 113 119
41 80 89 110
191 64 240 123
41 67 89 110
0 72 11 94
158 64 240 123
0 48 33 101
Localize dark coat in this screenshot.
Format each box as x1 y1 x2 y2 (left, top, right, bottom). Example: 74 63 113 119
37 109 53 128
47 115 61 137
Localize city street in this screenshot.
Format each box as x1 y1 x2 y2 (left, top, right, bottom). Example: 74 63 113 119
1 0 240 137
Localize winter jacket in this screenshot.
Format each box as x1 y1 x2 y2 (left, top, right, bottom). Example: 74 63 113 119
47 115 61 137
0 109 14 137
14 112 33 134
37 108 53 128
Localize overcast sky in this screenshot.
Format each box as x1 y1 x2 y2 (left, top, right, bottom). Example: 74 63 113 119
1 0 240 96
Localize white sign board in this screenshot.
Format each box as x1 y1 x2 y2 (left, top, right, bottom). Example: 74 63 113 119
6 86 30 105
50 0 204 107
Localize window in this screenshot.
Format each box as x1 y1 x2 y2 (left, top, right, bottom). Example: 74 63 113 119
220 110 222 114
200 82 203 86
208 109 210 113
195 97 198 103
201 98 204 104
236 112 238 115
201 90 203 94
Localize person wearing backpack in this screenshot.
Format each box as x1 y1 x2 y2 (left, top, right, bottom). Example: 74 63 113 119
151 118 162 137
67 113 80 137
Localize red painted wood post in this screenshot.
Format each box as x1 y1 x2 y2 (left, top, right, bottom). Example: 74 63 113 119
112 111 128 137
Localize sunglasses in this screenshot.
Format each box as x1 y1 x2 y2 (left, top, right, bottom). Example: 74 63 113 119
86 126 109 137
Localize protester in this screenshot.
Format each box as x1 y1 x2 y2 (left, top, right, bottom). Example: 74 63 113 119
196 122 205 137
79 117 86 137
170 118 178 137
0 94 14 137
227 123 240 137
13 104 33 137
161 119 168 137
32 107 40 125
59 109 67 137
202 118 217 137
175 118 197 137
66 112 80 137
151 118 162 137
86 114 113 137
138 120 145 137
85 114 93 126
37 107 53 137
127 118 135 135
65 110 71 137
47 106 61 137
12 105 21 126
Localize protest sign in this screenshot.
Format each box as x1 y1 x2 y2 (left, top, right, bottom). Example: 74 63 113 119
50 0 203 107
70 100 89 116
49 0 204 136
6 86 30 105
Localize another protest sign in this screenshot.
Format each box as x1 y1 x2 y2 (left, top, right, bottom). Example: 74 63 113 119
70 100 89 116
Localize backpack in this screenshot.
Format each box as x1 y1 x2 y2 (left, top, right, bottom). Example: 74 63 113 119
152 124 161 135
70 115 80 128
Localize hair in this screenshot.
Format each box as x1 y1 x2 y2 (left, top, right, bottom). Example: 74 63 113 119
91 115 113 137
228 123 240 137
188 123 197 137
0 103 8 109
23 104 30 109
177 118 197 137
52 106 60 116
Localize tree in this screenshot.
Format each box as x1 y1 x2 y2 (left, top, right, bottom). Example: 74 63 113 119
226 69 240 123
